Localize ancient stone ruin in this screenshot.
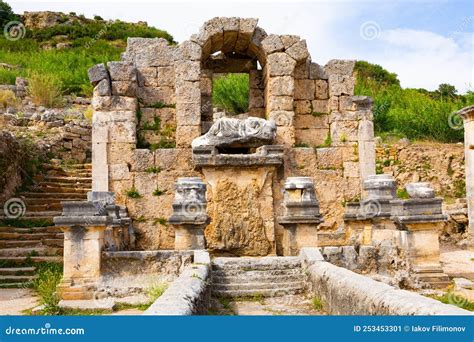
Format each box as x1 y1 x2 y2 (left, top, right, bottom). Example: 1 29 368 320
50 17 471 314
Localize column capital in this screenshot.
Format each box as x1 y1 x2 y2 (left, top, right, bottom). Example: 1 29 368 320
457 105 474 122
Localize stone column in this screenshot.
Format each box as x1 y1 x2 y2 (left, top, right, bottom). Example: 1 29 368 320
169 178 208 250
391 182 450 288
458 105 474 246
54 202 112 300
278 177 323 256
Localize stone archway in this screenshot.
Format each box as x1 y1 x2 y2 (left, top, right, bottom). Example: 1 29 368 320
174 17 311 147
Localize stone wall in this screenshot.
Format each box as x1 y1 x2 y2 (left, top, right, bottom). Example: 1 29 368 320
0 132 24 202
88 17 376 253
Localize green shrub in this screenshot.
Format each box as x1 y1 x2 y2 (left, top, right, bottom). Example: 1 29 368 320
213 73 249 114
27 72 63 107
32 263 63 314
125 188 141 198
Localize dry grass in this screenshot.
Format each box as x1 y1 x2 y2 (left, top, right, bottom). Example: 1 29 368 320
27 72 64 107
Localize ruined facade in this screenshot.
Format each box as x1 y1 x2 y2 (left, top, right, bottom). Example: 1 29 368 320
86 17 375 255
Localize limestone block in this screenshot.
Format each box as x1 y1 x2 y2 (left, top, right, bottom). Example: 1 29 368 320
235 18 258 53
315 80 329 100
204 17 225 53
285 40 309 63
111 81 137 97
176 125 201 148
269 110 294 126
249 69 263 89
130 149 155 172
108 121 137 144
406 183 436 199
309 62 328 80
316 147 343 169
340 145 359 162
339 95 353 111
276 126 295 145
294 100 312 114
154 148 194 172
267 53 297 76
247 27 267 63
109 163 131 181
358 120 374 141
249 108 265 118
138 86 175 106
292 147 318 171
330 121 358 144
295 114 328 129
93 111 136 126
343 161 360 178
124 38 174 67
329 96 339 112
176 102 201 126
88 63 109 85
176 81 200 103
221 17 240 52
295 128 328 147
312 100 329 114
249 89 265 108
201 96 212 119
329 74 355 96
92 96 137 112
295 79 315 100
107 62 136 81
268 76 294 96
176 40 202 61
108 143 135 165
325 59 356 76
261 34 284 54
175 60 200 82
141 108 175 127
137 67 157 87
329 110 359 122
268 96 293 111
93 79 111 97
280 35 300 49
156 67 175 86
200 76 213 96
294 60 310 79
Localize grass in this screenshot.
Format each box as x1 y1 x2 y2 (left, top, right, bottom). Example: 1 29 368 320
154 217 167 226
32 262 64 315
213 73 249 114
0 89 18 109
396 188 410 199
145 166 161 174
312 296 323 310
27 72 64 107
152 188 166 196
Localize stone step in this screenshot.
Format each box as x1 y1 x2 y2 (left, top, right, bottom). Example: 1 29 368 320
0 227 62 234
34 186 91 194
0 275 38 283
0 247 62 257
21 192 85 199
8 211 60 218
212 256 301 271
212 267 304 278
23 198 76 206
0 267 36 275
213 280 305 292
212 286 304 298
0 282 31 289
27 203 63 212
0 256 62 265
43 176 92 183
212 273 305 285
0 239 63 248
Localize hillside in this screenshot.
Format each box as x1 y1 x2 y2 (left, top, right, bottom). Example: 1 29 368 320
0 6 175 97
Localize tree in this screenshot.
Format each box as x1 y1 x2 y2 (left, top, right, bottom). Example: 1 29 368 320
354 61 400 87
436 83 457 99
0 1 17 29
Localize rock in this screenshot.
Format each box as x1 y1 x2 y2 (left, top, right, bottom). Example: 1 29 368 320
191 117 276 148
88 63 109 85
406 182 435 199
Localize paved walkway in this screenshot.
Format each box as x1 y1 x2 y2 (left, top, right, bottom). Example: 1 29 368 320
0 288 39 315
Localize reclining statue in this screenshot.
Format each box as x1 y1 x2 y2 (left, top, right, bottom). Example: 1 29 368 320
191 117 276 148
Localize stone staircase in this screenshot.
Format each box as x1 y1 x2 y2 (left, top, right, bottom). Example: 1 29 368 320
0 163 91 288
211 256 306 298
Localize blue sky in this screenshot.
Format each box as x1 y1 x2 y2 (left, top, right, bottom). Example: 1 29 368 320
9 0 474 93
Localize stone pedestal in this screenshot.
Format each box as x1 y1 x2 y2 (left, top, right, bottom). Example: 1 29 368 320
457 105 474 247
391 183 450 288
169 178 208 250
54 201 112 300
278 177 323 255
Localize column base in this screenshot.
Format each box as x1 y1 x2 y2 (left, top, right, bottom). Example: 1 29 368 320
174 225 206 250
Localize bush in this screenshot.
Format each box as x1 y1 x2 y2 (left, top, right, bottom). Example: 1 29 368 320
32 263 63 314
213 73 249 114
27 72 63 107
0 1 18 29
0 89 17 109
